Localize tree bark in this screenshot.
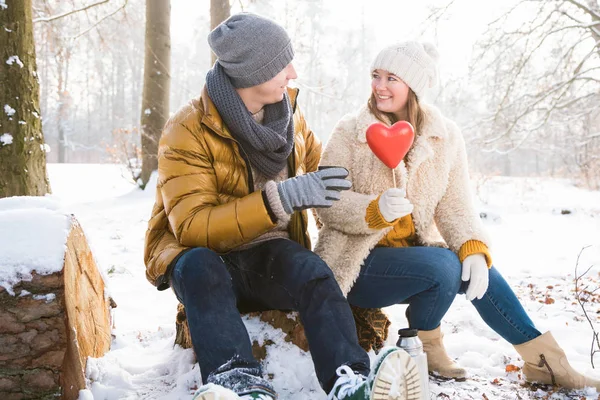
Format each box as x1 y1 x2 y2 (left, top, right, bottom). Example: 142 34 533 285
210 0 230 65
139 0 171 189
0 0 51 198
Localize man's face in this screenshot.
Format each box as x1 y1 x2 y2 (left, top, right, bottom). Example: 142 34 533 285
253 63 298 105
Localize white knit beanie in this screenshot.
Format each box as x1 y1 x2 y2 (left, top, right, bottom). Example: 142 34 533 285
371 41 439 99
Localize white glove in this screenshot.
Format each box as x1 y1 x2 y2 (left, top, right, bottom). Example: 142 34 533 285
378 188 413 222
461 253 489 301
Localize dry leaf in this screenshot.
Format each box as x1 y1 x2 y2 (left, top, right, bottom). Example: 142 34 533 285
506 364 521 372
544 297 555 304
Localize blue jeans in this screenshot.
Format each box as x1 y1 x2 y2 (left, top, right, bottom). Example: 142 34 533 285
169 239 370 392
347 247 541 345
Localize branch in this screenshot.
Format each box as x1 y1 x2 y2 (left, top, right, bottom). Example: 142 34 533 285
33 0 110 23
565 0 600 20
574 245 600 368
71 0 129 40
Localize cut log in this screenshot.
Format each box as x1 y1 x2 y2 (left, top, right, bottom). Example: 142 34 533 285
0 216 112 400
175 303 308 361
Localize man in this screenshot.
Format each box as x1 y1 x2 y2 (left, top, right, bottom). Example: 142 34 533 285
143 12 412 400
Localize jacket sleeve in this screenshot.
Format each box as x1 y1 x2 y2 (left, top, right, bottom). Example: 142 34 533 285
434 124 491 253
158 121 277 253
316 116 385 235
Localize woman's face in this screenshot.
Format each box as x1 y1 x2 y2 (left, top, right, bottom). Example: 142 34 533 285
371 69 410 117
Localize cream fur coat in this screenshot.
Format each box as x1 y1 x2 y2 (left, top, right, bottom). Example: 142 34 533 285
314 103 491 296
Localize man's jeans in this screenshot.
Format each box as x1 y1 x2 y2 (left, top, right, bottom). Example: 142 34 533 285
347 246 542 345
170 239 370 392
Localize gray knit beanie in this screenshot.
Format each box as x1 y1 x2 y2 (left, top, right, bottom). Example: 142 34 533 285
208 13 295 89
371 41 439 99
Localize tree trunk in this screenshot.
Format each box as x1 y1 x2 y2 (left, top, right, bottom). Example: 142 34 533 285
0 0 51 198
139 0 171 189
0 216 112 399
210 0 231 65
56 48 71 164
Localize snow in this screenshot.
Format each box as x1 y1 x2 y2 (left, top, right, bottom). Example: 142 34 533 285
29 164 600 399
1 133 13 145
144 108 152 115
0 0 6 10
33 293 56 303
4 104 15 116
0 196 70 295
6 55 24 68
41 143 51 152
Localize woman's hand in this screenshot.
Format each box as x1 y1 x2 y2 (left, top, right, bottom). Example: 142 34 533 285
378 188 413 222
462 253 489 301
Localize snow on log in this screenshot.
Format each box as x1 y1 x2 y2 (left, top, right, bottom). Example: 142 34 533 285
0 197 112 400
175 303 309 361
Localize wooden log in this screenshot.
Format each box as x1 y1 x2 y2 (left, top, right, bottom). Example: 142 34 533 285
175 304 309 361
0 216 112 399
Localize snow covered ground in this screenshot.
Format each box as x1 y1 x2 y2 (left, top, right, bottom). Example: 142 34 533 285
40 164 600 399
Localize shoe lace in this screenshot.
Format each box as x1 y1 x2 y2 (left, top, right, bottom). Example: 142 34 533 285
327 365 366 400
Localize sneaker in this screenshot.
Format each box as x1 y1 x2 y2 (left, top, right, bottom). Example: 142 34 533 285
239 391 275 400
192 383 239 400
193 383 276 400
328 347 423 400
238 384 276 400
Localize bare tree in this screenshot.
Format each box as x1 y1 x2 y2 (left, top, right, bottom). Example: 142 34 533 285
0 0 51 198
139 0 170 189
210 0 231 65
468 0 600 183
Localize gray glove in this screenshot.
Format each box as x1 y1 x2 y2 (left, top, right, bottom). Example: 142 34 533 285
277 166 351 214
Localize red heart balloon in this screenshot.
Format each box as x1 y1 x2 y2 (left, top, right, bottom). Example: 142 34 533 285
366 121 415 169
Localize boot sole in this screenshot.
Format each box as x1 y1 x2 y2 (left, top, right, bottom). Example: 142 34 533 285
429 371 467 382
371 349 423 400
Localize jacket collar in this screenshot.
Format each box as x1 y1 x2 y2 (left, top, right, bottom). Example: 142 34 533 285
198 86 299 140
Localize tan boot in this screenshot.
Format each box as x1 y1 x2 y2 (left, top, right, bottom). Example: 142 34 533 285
418 326 467 380
514 331 600 390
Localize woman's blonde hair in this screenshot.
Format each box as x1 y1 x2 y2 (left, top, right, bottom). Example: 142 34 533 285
367 88 425 135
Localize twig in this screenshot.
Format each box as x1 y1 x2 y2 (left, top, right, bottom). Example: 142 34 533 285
71 0 129 40
574 245 600 367
33 0 110 23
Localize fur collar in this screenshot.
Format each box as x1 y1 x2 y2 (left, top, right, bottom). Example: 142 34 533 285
354 103 449 178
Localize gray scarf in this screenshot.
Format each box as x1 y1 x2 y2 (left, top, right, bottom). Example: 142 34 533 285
205 62 295 179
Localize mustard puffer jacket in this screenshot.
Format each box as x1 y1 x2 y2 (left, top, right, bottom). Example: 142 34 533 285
144 87 322 290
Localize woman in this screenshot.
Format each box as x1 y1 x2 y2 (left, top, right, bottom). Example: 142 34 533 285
314 41 600 390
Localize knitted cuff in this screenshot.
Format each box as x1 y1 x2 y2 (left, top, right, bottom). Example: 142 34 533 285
265 180 290 222
365 195 397 229
458 240 493 268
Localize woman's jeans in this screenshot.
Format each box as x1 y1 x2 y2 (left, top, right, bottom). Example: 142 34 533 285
169 239 370 393
347 246 541 345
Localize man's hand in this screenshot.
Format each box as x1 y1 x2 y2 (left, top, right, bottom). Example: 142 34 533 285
462 253 489 301
277 166 351 214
